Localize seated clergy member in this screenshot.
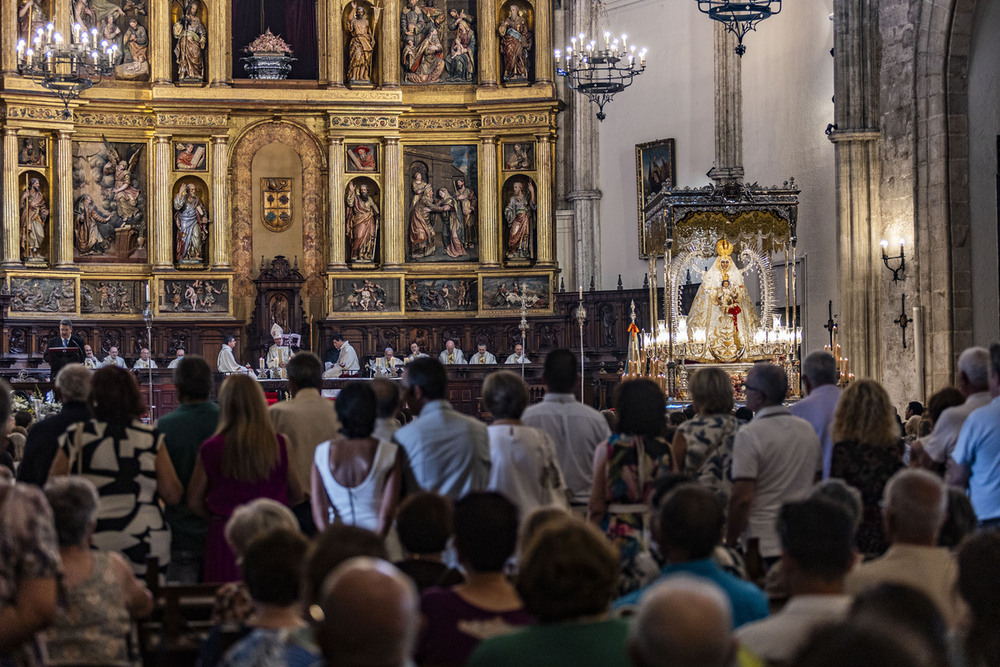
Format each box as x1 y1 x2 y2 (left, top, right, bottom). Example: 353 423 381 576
167 348 185 369
102 346 127 369
332 332 360 376
374 347 404 376
438 339 466 365
505 343 530 365
132 347 158 370
266 324 292 379
217 335 257 377
405 342 429 363
82 345 102 370
468 342 497 365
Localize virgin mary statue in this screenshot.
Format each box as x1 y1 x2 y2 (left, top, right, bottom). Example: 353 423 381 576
686 238 760 362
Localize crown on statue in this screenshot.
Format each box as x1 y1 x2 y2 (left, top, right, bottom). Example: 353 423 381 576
715 237 735 257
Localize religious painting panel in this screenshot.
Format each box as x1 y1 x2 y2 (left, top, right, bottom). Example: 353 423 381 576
70 0 150 81
172 176 210 268
344 0 381 86
80 278 146 315
171 0 207 83
405 276 477 313
346 143 379 173
18 136 47 167
158 277 231 315
72 138 148 263
636 138 675 255
480 273 552 313
502 141 533 171
18 0 51 45
500 174 536 264
9 275 76 314
497 0 533 84
329 275 403 316
174 141 207 171
261 177 293 232
345 177 381 265
18 171 50 265
401 0 477 84
404 145 479 263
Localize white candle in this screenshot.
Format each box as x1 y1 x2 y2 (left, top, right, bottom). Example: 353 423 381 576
579 284 583 300
145 284 150 302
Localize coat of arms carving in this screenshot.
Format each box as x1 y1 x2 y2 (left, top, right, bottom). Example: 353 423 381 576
261 178 293 232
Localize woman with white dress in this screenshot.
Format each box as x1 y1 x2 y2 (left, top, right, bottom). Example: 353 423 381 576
310 382 402 536
482 370 568 518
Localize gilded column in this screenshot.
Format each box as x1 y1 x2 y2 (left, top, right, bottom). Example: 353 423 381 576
55 130 75 268
383 136 403 266
152 0 171 84
153 134 173 269
1 0 16 75
480 136 500 267
328 0 345 87
211 135 230 268
533 0 552 84
328 135 347 269
535 133 554 265
477 0 498 87
2 128 20 267
382 0 400 87
208 0 229 86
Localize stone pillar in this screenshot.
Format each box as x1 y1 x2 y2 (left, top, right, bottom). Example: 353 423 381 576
382 0 400 87
152 134 173 269
208 0 229 86
54 130 75 268
533 0 552 84
152 0 171 84
210 135 230 268
327 135 347 269
2 127 20 267
478 0 498 87
480 136 500 267
327 0 345 87
383 136 404 266
535 133 555 266
707 24 744 184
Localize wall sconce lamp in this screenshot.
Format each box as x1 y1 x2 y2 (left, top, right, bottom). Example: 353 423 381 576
880 238 906 282
894 293 913 349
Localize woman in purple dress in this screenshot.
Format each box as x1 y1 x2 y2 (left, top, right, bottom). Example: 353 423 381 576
188 375 304 583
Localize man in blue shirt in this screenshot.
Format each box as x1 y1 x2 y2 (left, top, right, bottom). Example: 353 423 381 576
614 483 769 628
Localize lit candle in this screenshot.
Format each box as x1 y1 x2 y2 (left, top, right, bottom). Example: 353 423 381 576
603 30 611 47
145 283 150 302
579 284 583 300
880 238 889 257
17 40 24 54
621 34 628 50
46 22 53 40
91 50 98 64
73 23 81 43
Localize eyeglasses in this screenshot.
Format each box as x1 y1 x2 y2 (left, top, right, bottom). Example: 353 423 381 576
743 383 764 394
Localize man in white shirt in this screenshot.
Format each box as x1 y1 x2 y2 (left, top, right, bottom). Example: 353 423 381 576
913 346 990 475
522 348 611 508
217 335 256 377
82 345 101 370
167 348 185 369
504 343 530 365
726 363 821 566
404 342 428 363
438 339 466 365
132 347 158 370
331 333 360 376
737 498 855 664
373 347 404 376
102 346 127 369
467 343 497 365
790 350 842 479
394 357 490 499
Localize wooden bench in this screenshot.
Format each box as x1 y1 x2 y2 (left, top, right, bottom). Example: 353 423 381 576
138 559 221 666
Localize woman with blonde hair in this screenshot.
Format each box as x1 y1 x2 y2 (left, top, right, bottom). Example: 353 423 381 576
671 367 740 508
829 379 904 557
188 374 304 582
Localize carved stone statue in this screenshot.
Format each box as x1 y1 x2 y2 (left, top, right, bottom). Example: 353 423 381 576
345 1 381 85
346 180 380 263
498 4 532 82
20 177 48 262
172 0 207 82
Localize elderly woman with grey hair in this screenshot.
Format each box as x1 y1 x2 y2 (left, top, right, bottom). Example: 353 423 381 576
482 371 568 517
42 477 153 667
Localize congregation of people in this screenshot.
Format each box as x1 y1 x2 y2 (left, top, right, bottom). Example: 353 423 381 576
3 340 1000 667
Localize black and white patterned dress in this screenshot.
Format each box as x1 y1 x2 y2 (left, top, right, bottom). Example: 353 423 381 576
59 419 171 576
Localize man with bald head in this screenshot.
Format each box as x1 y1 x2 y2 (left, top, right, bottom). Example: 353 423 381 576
628 576 736 667
312 557 419 667
845 468 963 627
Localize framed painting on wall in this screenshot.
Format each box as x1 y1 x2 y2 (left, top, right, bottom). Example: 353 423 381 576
635 138 675 255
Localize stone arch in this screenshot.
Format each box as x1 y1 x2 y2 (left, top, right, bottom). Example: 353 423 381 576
229 120 325 303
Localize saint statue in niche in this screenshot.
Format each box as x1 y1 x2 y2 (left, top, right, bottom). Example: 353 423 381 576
498 4 531 82
345 0 381 85
686 238 760 363
173 0 207 82
173 182 209 264
20 177 48 262
408 170 436 258
346 179 380 263
503 179 535 260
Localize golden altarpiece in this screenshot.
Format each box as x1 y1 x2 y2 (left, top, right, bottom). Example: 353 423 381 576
0 0 563 371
